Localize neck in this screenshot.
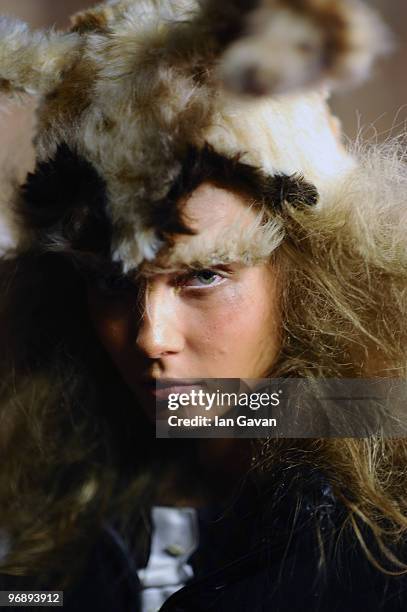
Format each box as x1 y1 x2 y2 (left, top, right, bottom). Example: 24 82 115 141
195 438 253 494
152 438 253 507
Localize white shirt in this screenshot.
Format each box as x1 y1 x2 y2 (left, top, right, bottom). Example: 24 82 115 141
136 506 199 612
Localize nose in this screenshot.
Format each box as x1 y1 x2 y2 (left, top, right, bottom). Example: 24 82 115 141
135 280 184 358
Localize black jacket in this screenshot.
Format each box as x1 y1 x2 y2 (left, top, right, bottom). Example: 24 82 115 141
2 466 407 611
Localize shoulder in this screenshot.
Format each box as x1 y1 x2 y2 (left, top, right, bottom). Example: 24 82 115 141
162 464 407 612
251 464 407 611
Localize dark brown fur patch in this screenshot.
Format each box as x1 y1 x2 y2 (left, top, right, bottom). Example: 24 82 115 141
0 78 13 94
150 144 318 242
201 0 263 48
37 58 95 136
19 143 112 268
276 0 350 68
70 9 109 34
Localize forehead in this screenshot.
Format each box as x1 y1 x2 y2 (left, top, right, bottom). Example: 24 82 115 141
180 182 254 230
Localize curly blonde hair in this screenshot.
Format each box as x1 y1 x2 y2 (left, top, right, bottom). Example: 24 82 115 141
0 137 406 587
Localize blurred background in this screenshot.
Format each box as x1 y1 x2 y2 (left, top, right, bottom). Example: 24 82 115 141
0 0 406 179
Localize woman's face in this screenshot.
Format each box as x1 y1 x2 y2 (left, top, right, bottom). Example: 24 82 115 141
87 182 282 411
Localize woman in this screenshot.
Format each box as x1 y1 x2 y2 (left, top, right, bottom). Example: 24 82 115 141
0 0 406 610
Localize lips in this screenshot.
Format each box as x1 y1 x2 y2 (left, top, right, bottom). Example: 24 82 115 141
139 378 208 401
140 377 205 388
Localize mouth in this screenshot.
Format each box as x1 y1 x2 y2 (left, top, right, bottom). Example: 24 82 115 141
139 378 208 401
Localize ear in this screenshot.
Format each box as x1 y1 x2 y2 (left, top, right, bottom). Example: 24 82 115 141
214 0 392 96
0 17 80 98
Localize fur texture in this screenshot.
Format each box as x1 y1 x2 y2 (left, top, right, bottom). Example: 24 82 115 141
0 0 407 584
15 141 318 275
0 0 389 270
0 17 80 96
217 0 391 95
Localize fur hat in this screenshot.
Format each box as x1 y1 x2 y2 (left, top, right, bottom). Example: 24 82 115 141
0 0 390 272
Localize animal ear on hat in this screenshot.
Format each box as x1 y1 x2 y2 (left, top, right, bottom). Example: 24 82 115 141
0 17 80 98
266 173 319 213
214 0 392 96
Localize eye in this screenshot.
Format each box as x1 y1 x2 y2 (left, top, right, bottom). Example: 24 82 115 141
178 269 226 289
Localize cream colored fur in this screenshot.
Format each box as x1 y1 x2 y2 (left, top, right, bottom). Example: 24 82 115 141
0 17 80 96
141 205 286 274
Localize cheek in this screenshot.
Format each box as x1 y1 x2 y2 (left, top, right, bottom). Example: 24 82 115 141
187 269 280 364
223 285 278 349
181 289 242 355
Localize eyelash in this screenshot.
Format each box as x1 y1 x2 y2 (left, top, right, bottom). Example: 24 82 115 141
175 269 227 290
91 267 231 296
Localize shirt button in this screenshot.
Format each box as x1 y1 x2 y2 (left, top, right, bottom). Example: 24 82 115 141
164 543 186 556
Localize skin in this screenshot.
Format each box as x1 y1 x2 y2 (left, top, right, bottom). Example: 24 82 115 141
86 182 282 503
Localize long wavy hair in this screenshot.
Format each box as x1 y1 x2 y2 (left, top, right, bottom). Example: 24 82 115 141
0 136 407 587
